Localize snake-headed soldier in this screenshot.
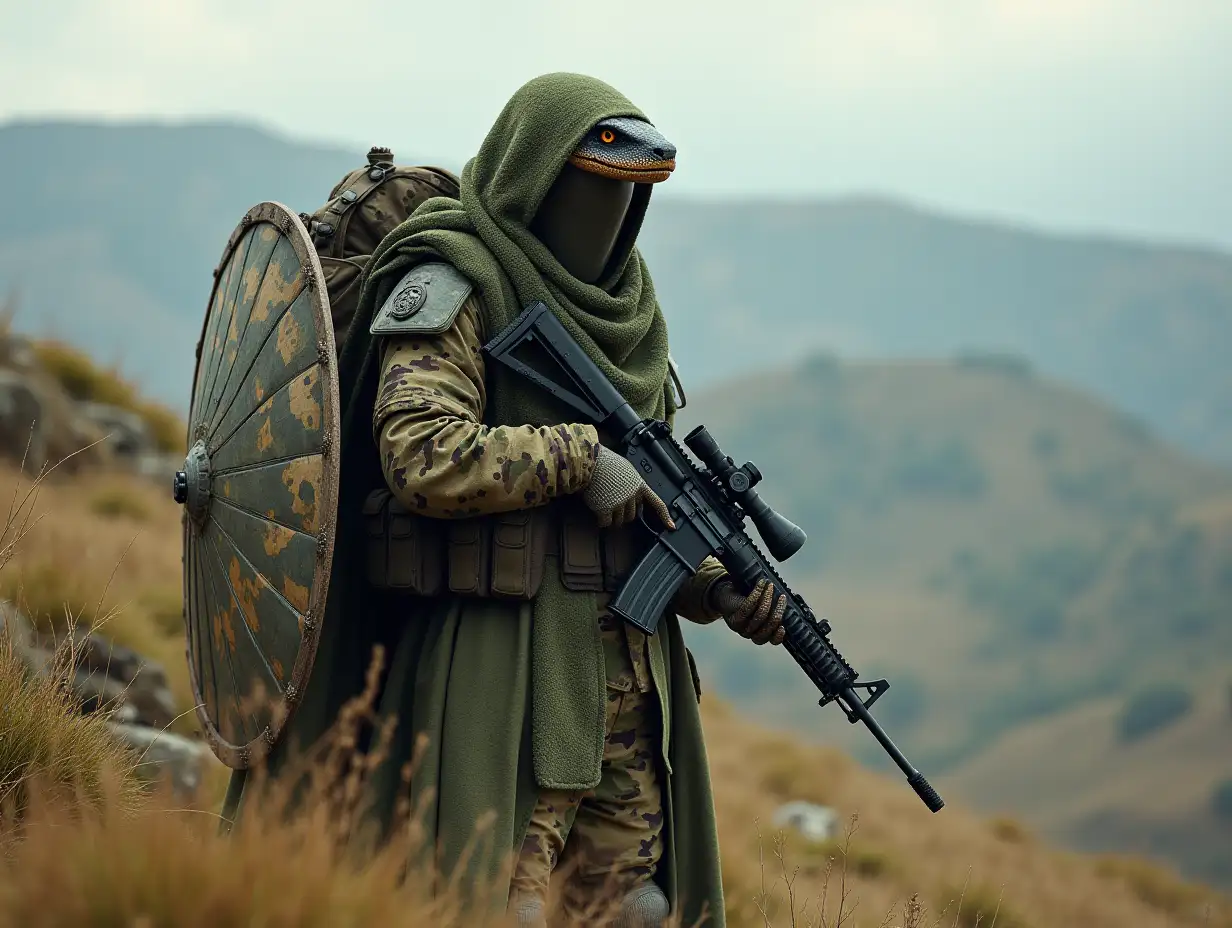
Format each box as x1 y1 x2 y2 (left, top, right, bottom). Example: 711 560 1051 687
247 72 789 927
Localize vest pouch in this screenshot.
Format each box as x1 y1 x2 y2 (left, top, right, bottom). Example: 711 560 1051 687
489 509 548 600
361 489 445 595
446 518 492 597
559 507 605 592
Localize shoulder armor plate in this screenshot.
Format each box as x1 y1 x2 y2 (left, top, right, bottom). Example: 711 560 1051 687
370 262 472 336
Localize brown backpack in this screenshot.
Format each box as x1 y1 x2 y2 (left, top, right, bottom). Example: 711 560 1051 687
301 147 460 349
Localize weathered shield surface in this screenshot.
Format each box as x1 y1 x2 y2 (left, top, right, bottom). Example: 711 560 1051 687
178 201 340 770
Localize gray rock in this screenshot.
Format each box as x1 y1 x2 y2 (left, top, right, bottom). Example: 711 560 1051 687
134 451 180 482
76 402 154 458
21 642 128 716
0 369 46 472
108 722 206 798
0 598 33 650
64 632 177 729
772 801 839 842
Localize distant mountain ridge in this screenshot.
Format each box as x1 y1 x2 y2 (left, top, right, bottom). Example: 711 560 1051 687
2 120 1231 463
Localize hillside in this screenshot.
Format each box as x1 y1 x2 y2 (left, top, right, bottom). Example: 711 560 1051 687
3 121 1232 463
2 465 1230 928
675 355 1232 758
646 198 1232 465
672 353 1232 885
943 676 1232 891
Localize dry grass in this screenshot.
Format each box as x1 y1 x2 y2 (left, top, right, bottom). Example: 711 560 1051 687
88 485 151 523
0 632 142 817
0 457 147 827
0 464 191 730
704 703 1232 928
0 641 640 928
1094 855 1224 923
0 459 1228 926
986 817 1031 845
0 642 491 928
0 557 97 635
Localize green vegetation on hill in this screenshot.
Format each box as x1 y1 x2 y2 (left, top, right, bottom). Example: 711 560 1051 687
31 340 184 453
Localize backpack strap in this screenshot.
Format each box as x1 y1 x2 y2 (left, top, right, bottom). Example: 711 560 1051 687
308 147 398 257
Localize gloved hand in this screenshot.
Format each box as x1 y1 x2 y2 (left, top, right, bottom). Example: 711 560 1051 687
583 445 676 530
708 578 788 645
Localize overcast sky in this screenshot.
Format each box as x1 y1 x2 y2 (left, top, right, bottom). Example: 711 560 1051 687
2 0 1230 249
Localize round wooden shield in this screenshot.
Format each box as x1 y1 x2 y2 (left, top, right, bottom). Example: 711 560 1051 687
178 201 340 769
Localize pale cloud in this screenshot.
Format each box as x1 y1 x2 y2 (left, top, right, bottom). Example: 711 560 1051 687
1 0 1230 246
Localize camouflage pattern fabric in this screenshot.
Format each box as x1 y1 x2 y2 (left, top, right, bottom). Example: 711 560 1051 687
373 295 600 518
510 602 664 914
600 607 653 695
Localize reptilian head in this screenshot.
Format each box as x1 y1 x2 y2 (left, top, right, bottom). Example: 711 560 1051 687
569 116 677 183
531 117 677 286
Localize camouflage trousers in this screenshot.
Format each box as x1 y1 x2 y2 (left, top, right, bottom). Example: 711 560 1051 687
509 679 664 915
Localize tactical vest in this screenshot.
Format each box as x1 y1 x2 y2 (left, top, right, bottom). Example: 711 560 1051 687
362 490 643 601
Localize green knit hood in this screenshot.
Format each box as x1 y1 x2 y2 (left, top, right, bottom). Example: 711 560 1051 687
359 71 674 422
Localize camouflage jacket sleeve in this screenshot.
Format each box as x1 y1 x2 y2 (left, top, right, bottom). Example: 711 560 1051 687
373 294 601 518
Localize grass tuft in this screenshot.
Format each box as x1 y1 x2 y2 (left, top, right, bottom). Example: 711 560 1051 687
0 558 97 636
757 737 847 805
1094 855 1216 920
88 485 151 523
939 881 1029 928
987 816 1031 845
0 624 143 819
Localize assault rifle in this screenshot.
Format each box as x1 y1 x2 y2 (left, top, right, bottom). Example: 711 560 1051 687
484 302 944 813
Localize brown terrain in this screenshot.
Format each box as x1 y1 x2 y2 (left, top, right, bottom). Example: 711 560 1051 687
0 456 1225 924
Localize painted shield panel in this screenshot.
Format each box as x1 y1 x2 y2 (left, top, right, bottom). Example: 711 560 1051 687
177 202 339 770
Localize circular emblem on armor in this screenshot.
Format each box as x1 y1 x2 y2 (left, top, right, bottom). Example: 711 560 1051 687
390 284 426 319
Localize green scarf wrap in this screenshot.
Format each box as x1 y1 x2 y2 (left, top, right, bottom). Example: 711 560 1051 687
363 70 673 423
355 72 675 790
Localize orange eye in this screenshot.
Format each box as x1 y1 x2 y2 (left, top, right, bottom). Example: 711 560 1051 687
600 129 615 143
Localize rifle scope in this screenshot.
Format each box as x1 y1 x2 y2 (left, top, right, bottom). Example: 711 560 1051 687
683 425 807 562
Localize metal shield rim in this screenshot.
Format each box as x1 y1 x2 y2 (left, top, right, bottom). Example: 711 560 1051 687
185 200 340 770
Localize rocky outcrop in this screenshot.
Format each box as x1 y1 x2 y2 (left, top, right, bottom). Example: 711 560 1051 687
0 599 206 797
0 307 179 477
0 351 109 475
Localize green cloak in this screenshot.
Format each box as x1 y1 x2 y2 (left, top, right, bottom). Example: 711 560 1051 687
223 73 725 926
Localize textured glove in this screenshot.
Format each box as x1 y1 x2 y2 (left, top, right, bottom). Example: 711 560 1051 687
708 578 788 645
583 445 675 529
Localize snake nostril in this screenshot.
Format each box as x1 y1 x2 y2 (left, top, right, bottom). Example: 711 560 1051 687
653 145 677 161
